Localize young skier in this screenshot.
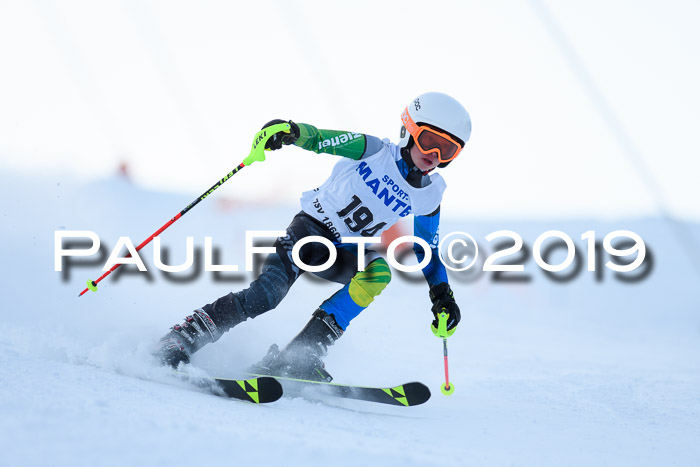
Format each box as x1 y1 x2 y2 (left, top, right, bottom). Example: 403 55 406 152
155 92 471 382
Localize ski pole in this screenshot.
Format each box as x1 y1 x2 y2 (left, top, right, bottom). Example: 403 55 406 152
432 311 455 395
78 122 291 296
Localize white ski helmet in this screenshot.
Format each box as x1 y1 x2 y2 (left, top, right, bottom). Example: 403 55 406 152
399 92 471 167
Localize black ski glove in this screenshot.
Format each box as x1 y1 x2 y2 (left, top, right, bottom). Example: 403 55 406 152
261 119 300 150
429 283 461 334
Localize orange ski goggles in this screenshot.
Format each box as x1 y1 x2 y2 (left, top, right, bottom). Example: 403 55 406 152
401 107 463 163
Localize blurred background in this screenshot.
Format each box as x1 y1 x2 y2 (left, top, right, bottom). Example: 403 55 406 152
1 0 699 221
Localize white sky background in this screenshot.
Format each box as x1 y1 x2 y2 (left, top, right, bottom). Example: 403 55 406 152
0 0 699 221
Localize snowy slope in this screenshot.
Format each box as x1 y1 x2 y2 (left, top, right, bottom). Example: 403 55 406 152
1 169 699 467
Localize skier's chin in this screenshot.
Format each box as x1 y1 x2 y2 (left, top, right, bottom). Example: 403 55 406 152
418 159 436 171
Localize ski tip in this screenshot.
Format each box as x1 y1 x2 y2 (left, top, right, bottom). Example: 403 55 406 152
400 382 432 406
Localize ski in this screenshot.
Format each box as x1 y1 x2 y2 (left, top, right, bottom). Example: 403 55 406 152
250 374 431 407
176 373 283 403
211 376 283 403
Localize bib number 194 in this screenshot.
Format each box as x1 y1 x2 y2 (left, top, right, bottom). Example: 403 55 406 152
336 195 386 237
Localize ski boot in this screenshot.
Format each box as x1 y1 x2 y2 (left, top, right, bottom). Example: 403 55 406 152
155 308 222 367
250 308 343 382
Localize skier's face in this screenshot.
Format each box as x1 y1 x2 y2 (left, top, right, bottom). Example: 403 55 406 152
410 143 440 171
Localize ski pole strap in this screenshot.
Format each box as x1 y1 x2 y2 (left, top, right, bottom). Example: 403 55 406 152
242 122 291 166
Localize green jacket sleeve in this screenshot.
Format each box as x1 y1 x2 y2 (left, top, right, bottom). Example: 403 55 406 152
294 123 383 160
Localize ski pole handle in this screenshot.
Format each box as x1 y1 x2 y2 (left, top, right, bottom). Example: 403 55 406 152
243 122 291 166
431 309 451 338
78 123 290 296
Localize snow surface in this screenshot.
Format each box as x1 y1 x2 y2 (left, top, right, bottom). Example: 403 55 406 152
1 169 699 467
